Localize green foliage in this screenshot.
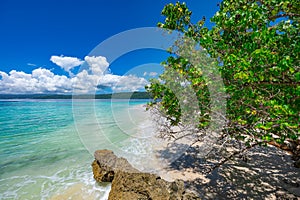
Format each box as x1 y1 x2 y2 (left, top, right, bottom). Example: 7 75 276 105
147 0 299 145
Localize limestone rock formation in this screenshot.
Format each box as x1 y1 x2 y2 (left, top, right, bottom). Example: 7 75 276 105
92 149 200 200
92 149 138 182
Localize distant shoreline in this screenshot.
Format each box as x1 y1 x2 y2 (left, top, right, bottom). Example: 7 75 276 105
0 92 151 99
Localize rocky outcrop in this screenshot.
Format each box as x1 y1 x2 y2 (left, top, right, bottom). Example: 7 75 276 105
92 149 200 200
92 149 139 182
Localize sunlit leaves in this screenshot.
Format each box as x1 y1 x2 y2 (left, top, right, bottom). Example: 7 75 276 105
147 0 299 146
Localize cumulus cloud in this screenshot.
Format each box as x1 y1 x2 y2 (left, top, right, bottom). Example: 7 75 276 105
113 74 148 92
50 55 83 73
84 56 109 75
95 74 148 92
0 68 71 94
0 55 148 94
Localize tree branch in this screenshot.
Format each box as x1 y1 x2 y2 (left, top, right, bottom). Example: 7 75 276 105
269 13 300 21
208 142 260 173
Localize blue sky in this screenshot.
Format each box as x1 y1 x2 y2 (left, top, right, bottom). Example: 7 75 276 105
0 0 220 94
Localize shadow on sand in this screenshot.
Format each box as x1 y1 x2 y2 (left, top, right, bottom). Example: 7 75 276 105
157 143 300 199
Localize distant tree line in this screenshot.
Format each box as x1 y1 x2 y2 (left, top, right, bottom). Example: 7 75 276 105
0 92 151 99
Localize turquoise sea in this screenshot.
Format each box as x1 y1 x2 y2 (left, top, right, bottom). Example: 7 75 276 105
0 99 152 200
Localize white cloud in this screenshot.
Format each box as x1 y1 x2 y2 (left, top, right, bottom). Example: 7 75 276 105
71 71 147 94
84 56 109 75
0 55 148 94
50 55 83 73
149 72 158 77
27 63 37 67
143 71 158 77
113 75 148 92
95 74 148 92
0 68 71 94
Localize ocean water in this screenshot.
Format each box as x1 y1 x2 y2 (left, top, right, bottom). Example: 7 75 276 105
0 99 155 200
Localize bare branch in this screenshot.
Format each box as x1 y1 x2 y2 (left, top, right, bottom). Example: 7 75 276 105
208 142 260 173
269 13 300 21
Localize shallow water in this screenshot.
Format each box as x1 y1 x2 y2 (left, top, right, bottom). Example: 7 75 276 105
0 99 151 200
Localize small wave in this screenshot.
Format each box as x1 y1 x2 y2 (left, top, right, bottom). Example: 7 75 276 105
0 165 111 200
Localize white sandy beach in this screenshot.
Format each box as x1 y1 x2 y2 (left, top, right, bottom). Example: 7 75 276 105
122 105 300 199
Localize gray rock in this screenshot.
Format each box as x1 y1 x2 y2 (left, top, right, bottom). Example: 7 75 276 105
92 149 200 200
